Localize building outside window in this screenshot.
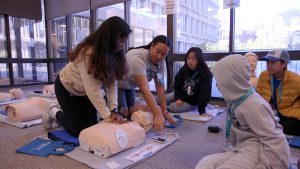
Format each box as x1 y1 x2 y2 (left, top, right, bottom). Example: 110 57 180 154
1 0 299 88
176 0 228 53
0 15 7 58
8 16 47 85
71 10 90 49
235 0 300 75
96 3 124 27
49 17 67 59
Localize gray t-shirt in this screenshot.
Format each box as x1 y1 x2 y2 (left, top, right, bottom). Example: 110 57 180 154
119 48 166 89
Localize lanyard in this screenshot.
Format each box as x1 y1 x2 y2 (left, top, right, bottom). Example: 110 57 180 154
225 88 254 140
189 70 199 81
270 76 282 104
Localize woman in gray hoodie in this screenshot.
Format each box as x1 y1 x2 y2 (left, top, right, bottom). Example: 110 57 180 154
195 54 290 169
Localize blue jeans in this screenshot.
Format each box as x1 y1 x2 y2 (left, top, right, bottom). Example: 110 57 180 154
118 88 136 114
166 92 196 113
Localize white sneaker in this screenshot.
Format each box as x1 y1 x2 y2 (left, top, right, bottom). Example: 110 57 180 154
42 101 61 130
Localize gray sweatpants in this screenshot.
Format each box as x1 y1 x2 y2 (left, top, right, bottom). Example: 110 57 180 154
195 144 265 169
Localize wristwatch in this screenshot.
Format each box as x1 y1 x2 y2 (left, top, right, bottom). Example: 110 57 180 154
111 108 119 114
111 108 127 119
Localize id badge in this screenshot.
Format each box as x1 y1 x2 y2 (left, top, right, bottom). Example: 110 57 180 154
157 72 164 85
187 85 191 95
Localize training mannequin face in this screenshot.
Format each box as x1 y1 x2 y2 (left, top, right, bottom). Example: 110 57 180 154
149 42 170 65
246 54 258 73
186 52 198 71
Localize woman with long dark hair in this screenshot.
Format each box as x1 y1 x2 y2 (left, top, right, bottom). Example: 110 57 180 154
118 35 176 131
42 16 132 137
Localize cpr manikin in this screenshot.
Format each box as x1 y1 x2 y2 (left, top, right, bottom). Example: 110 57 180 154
5 97 50 122
0 88 23 102
244 52 258 88
79 110 153 158
79 121 145 158
131 110 153 132
42 84 55 95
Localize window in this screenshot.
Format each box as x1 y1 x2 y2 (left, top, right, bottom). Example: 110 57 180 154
9 17 46 59
0 63 9 86
0 15 7 58
71 10 90 49
176 0 229 53
12 63 48 84
49 17 67 58
6 17 48 85
130 0 167 47
235 0 300 75
50 62 67 82
133 28 144 47
96 3 124 27
235 0 300 51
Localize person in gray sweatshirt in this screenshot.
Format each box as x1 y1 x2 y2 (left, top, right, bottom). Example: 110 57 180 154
195 54 290 169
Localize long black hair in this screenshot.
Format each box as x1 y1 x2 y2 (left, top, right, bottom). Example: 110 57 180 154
68 16 132 85
184 47 212 79
128 35 172 51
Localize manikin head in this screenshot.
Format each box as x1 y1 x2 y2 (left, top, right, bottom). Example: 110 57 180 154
244 52 258 77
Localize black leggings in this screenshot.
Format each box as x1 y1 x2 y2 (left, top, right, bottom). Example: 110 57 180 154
278 114 300 136
55 76 98 137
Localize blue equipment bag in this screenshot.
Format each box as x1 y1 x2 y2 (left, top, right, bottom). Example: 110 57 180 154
48 129 79 146
287 136 300 149
16 137 74 157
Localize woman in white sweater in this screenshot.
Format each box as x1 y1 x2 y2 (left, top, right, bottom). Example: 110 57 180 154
42 16 131 137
